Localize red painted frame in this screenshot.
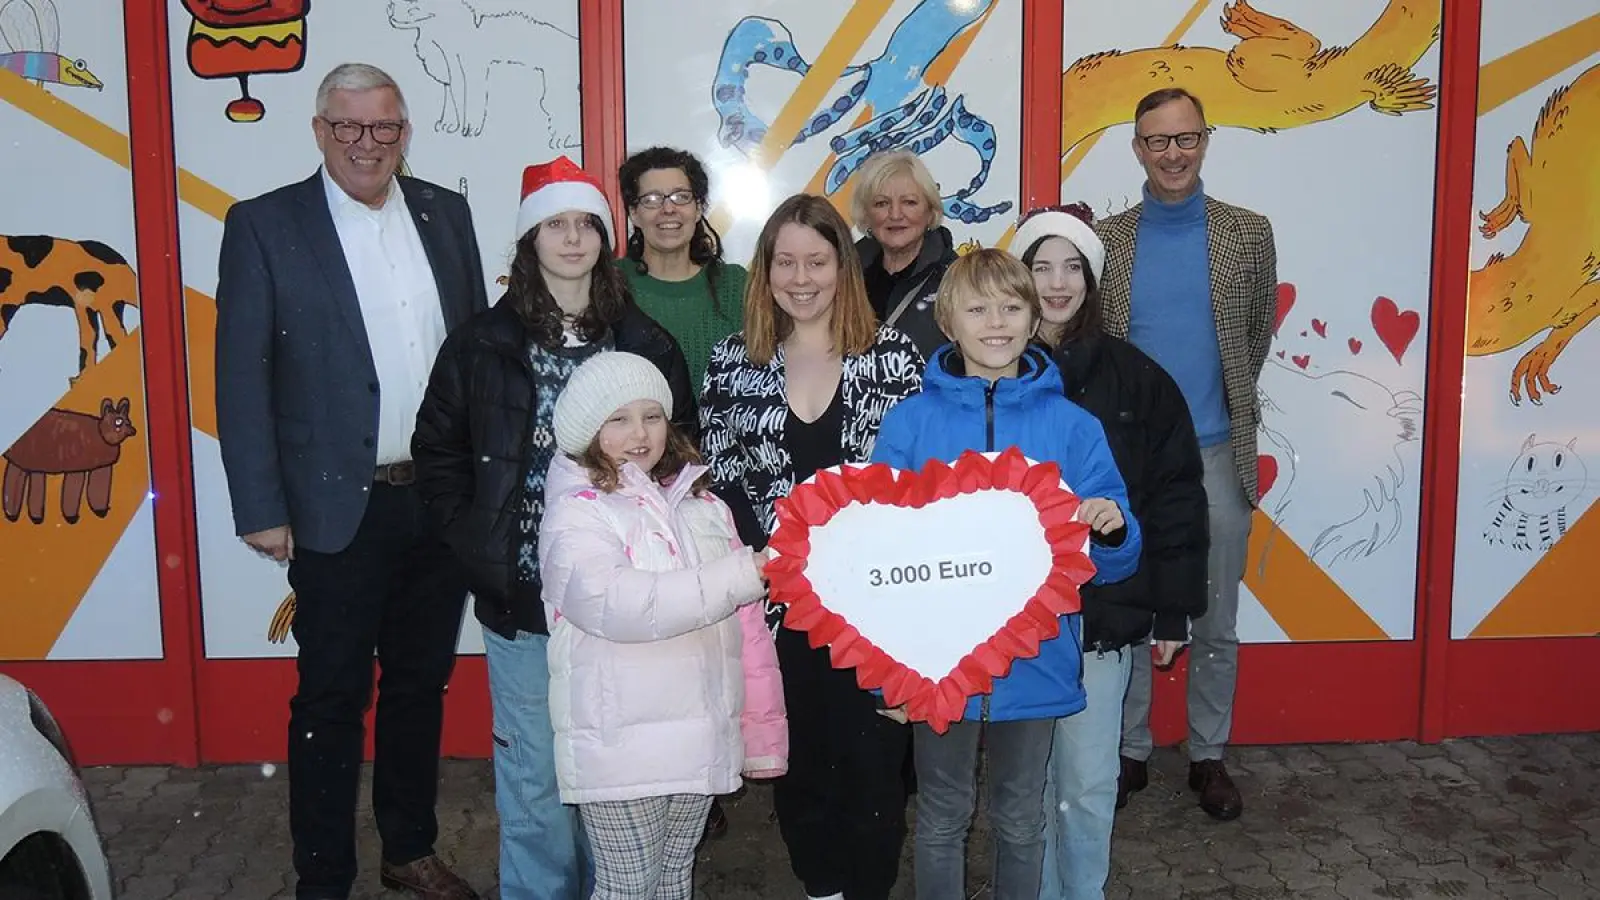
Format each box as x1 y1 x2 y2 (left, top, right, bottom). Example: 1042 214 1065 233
1422 0 1600 741
7 0 1595 766
2 0 204 767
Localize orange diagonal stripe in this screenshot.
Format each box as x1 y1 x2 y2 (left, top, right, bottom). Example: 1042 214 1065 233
1478 13 1600 116
707 2 893 235
1 69 237 222
1245 510 1389 641
1470 505 1600 638
0 343 150 657
1059 0 1211 184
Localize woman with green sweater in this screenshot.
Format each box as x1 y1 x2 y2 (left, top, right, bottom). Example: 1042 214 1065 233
616 147 747 392
614 146 749 844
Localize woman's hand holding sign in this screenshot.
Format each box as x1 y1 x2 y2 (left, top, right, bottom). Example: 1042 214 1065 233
1075 497 1125 536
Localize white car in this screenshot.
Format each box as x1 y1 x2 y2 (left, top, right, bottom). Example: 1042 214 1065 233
0 674 113 899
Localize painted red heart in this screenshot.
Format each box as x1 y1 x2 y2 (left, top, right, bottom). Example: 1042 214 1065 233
1272 282 1295 336
1257 455 1279 497
1292 354 1310 370
1348 337 1363 355
1312 318 1327 338
765 447 1095 733
1276 350 1286 359
1370 296 1420 364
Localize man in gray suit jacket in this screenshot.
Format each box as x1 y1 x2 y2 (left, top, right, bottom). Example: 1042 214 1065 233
215 63 487 900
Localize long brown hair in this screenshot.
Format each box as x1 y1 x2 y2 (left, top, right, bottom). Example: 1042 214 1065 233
506 214 632 351
1018 203 1104 346
743 193 878 366
575 421 710 495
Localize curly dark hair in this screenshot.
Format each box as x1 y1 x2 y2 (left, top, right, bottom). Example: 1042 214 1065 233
1017 203 1103 344
505 214 631 351
618 146 729 313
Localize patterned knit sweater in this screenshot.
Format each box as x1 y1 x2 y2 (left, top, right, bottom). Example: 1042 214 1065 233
514 334 611 584
617 258 747 392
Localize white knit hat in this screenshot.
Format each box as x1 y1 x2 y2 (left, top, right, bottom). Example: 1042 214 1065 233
1012 207 1105 280
515 155 615 246
553 352 674 455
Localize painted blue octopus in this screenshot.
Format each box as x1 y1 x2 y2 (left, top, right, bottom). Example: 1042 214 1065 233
711 0 1011 225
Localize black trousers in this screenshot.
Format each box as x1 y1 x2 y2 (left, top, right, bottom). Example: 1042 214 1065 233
772 626 911 900
285 483 468 899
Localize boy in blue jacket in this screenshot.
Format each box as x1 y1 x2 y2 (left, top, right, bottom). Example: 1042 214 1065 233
871 248 1141 900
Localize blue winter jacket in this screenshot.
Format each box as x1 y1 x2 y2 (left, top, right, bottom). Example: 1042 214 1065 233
871 344 1143 723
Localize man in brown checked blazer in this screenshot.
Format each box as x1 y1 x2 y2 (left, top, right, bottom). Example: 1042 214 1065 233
1094 87 1276 822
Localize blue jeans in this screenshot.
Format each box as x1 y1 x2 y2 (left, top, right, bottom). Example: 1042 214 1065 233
1041 648 1133 900
483 628 588 900
913 717 1056 900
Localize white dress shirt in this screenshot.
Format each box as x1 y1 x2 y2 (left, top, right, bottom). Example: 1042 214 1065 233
322 168 447 465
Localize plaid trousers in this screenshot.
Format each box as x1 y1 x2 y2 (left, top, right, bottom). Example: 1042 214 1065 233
578 793 714 900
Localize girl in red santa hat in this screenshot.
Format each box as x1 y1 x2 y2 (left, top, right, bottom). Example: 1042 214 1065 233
411 156 696 899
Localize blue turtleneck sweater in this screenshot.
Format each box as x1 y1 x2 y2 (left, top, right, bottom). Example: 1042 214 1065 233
1127 182 1230 448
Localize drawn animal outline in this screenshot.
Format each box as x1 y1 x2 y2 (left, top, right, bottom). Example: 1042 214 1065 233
0 235 139 375
2 397 136 525
1060 0 1439 158
710 0 1013 225
1467 62 1600 407
1256 358 1421 566
386 0 579 146
1482 433 1588 552
0 0 101 89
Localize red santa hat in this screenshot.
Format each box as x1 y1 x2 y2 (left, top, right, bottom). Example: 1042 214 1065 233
515 155 615 246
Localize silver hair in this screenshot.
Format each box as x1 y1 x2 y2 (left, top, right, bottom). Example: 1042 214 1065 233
314 63 409 119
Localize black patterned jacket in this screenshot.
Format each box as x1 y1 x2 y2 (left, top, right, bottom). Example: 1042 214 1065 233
1095 196 1277 506
699 325 924 550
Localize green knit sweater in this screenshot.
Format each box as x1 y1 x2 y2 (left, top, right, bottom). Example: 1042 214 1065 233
616 258 747 391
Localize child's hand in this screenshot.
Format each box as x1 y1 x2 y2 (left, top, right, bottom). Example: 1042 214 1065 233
876 704 909 725
752 548 772 578
1076 497 1125 534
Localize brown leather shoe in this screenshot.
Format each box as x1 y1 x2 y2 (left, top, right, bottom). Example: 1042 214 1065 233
1188 760 1244 821
1116 755 1148 810
379 855 480 900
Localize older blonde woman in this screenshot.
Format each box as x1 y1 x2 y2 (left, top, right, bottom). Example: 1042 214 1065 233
852 150 959 357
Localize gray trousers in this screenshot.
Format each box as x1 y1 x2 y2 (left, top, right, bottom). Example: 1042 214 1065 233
1122 442 1253 762
912 718 1055 900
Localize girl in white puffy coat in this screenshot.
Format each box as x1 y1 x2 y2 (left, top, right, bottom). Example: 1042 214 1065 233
538 352 787 900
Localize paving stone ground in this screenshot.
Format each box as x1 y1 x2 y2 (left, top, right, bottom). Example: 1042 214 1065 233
84 734 1600 899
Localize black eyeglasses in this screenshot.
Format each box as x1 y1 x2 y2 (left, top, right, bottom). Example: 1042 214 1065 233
1136 128 1212 152
320 117 406 145
635 190 697 210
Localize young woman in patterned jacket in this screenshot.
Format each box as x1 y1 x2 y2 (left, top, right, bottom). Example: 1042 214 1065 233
699 193 924 900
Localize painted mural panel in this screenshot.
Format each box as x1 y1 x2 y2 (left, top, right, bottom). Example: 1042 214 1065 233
1059 0 1443 643
1452 4 1600 639
168 0 583 659
0 0 163 660
622 0 1023 266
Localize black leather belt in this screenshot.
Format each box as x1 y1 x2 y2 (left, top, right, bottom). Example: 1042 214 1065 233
375 461 417 486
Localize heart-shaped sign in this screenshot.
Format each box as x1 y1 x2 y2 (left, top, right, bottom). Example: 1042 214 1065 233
763 447 1096 733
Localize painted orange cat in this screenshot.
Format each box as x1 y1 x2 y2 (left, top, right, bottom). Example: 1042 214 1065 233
0 235 139 374
1468 63 1600 406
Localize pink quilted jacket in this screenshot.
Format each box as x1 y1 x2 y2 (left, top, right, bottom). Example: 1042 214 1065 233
538 454 788 805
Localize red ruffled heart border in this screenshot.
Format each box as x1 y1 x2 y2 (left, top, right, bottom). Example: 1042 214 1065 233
764 447 1097 734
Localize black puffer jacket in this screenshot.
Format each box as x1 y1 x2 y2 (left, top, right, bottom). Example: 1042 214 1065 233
857 225 958 359
1052 332 1210 650
411 297 696 639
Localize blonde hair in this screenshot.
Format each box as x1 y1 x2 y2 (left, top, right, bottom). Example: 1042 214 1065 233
850 150 944 233
933 248 1042 335
743 194 879 366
